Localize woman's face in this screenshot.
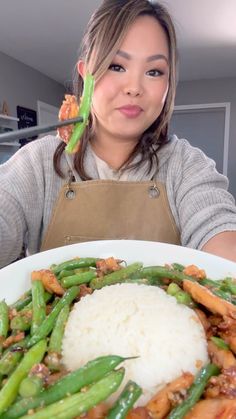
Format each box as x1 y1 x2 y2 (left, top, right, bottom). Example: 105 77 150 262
91 15 170 143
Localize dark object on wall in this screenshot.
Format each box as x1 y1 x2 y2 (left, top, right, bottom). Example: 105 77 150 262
17 106 37 147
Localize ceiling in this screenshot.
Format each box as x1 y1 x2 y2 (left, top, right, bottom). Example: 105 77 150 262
0 0 236 86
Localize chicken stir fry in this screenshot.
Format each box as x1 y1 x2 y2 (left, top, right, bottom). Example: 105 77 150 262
0 259 236 419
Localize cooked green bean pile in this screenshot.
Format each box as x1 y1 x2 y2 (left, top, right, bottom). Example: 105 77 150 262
0 255 234 418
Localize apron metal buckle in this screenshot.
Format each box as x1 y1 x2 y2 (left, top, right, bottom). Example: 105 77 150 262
148 185 160 199
65 170 76 199
65 188 76 200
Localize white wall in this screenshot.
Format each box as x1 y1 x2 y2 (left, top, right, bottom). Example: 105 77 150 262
0 51 65 119
175 77 236 198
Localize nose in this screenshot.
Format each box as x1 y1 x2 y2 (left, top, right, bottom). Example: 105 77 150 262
125 88 141 97
123 76 143 97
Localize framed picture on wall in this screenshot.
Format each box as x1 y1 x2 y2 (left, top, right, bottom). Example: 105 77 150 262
17 106 37 146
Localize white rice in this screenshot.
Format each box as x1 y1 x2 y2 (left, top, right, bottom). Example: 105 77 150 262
62 283 208 406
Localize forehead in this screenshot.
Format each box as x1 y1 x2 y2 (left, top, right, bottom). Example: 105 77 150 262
119 15 169 57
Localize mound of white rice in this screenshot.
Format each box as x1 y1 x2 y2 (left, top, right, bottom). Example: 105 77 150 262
62 283 208 406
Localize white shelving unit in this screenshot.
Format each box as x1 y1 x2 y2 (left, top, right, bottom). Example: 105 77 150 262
0 114 20 163
0 142 20 147
0 114 19 122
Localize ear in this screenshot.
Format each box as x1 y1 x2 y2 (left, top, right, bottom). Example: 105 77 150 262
77 60 85 78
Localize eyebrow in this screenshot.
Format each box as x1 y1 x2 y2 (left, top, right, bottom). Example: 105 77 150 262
117 50 169 64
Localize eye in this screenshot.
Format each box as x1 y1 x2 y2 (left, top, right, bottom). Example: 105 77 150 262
146 69 164 77
108 63 125 72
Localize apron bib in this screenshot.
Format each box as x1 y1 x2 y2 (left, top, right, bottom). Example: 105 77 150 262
41 179 180 251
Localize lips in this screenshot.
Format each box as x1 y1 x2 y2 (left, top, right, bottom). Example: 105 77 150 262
117 105 143 118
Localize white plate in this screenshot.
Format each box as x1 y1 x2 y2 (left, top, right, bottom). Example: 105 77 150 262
1 240 236 304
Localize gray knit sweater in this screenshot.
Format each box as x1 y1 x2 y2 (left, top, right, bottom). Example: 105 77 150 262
1 134 236 268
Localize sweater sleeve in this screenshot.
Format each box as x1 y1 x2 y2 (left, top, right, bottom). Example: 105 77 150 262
0 141 46 268
166 139 236 249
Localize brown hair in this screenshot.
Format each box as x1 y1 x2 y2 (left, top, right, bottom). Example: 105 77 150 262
54 0 178 179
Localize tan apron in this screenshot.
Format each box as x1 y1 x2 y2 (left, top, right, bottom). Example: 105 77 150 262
41 179 180 251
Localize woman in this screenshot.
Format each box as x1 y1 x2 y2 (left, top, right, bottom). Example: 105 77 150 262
1 0 236 268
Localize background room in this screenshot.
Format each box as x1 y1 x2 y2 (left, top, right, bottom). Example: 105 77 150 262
0 0 235 197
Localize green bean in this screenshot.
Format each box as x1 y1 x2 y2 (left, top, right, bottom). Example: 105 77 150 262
58 268 91 280
10 291 32 312
0 352 23 376
52 258 98 275
19 368 124 419
58 269 75 280
211 336 230 350
65 73 95 154
74 267 92 273
26 286 79 349
16 292 51 316
1 355 129 419
44 291 54 304
200 278 222 288
134 266 195 283
18 301 33 313
212 288 233 303
48 304 69 354
10 315 31 332
0 301 9 339
50 296 60 310
129 266 165 280
107 380 142 419
18 375 43 398
47 305 70 370
167 283 181 296
0 337 31 376
167 363 220 419
61 271 97 288
175 291 195 307
90 262 143 289
0 339 47 414
220 277 236 295
124 278 155 285
171 263 185 272
199 277 236 305
31 280 46 335
196 281 236 305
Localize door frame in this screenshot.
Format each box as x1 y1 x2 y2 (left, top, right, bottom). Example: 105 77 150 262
173 102 231 176
37 101 59 123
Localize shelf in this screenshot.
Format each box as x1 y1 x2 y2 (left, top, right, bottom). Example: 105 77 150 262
0 114 19 121
0 142 20 147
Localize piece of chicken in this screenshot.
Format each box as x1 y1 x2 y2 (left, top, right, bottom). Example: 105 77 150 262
77 403 108 419
57 94 79 143
185 398 236 419
183 280 236 318
219 333 236 354
31 270 65 296
207 340 236 370
126 407 152 419
96 257 122 276
183 265 206 280
145 373 194 419
205 366 236 399
194 308 211 334
2 332 25 348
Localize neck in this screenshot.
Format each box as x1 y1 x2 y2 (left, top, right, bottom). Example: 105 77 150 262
90 132 138 170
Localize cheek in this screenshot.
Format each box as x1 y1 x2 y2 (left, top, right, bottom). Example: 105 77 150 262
92 89 106 119
150 82 169 108
162 83 169 103
92 81 113 113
